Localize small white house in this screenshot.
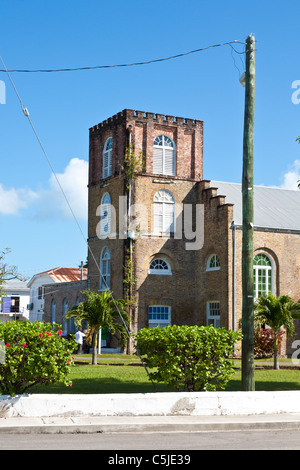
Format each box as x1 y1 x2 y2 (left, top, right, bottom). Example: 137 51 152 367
27 267 87 322
0 280 30 321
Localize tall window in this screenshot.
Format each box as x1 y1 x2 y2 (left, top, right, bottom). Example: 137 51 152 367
253 253 273 298
100 247 111 291
103 137 112 178
149 258 172 275
153 190 175 233
148 305 171 328
100 193 111 236
62 299 68 335
51 300 56 324
206 301 220 328
153 135 176 176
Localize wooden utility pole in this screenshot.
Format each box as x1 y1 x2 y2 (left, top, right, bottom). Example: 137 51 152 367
241 34 255 391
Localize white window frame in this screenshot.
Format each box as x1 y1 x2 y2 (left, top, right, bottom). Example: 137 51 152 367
253 253 273 299
153 190 175 234
103 137 112 178
100 247 111 291
206 301 220 328
148 258 172 275
148 305 171 328
99 193 111 237
153 135 176 176
206 254 221 271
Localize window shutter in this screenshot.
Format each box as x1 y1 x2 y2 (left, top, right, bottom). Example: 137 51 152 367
153 147 163 174
164 203 175 232
164 148 175 175
153 203 163 232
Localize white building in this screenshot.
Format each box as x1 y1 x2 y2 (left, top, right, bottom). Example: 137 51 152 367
27 266 87 322
0 280 30 321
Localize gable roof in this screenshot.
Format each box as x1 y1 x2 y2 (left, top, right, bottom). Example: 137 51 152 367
27 267 88 287
211 181 300 231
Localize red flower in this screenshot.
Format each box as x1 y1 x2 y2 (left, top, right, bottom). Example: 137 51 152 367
22 343 26 348
46 332 52 337
5 343 10 348
38 333 43 338
57 330 63 336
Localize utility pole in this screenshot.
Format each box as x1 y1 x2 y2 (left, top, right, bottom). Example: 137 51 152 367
241 34 255 391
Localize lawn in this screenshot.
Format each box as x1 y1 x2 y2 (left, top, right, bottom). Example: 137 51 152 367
28 355 300 395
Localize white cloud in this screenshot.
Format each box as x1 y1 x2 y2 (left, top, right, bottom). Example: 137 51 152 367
0 158 88 220
39 158 88 220
0 184 38 215
281 159 300 190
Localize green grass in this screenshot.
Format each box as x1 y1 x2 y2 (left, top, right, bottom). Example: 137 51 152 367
28 355 300 395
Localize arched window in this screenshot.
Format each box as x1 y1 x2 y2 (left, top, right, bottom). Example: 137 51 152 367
153 190 175 233
206 254 220 271
149 258 172 275
62 299 69 335
153 135 176 176
103 137 112 178
100 193 111 236
51 299 56 324
100 247 111 291
253 253 273 298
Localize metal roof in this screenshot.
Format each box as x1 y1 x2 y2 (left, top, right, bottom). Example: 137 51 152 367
27 267 88 286
211 181 300 231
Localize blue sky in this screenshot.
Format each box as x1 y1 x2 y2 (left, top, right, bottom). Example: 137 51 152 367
0 0 299 279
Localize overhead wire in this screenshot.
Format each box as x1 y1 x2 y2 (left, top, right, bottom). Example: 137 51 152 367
0 39 245 73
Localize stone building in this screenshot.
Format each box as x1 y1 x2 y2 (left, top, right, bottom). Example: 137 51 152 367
86 109 300 354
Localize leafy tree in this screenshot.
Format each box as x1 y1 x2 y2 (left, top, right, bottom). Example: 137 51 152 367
66 290 130 365
135 325 241 391
0 321 77 396
255 294 300 369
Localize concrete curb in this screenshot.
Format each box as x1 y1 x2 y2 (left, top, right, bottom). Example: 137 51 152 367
1 414 300 434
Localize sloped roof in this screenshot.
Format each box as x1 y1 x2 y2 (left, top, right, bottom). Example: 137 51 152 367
211 181 300 231
2 280 30 293
27 267 87 286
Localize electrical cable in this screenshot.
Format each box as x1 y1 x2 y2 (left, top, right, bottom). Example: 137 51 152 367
0 39 245 73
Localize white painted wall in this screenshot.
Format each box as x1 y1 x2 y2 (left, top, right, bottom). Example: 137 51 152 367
1 391 300 418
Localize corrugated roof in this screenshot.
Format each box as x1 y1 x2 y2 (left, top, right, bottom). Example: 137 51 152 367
34 267 88 283
2 280 30 292
211 181 300 231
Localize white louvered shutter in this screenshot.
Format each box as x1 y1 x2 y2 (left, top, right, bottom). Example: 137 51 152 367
164 203 175 233
153 147 163 174
164 147 175 175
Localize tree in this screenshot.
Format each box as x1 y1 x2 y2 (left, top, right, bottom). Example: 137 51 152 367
66 290 130 365
0 248 26 299
254 294 300 369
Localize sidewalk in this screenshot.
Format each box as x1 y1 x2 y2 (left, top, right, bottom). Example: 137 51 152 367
1 413 300 434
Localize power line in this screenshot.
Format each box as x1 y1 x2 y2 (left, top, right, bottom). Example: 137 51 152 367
0 40 245 73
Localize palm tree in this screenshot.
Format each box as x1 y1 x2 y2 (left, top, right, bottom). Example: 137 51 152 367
255 294 300 369
66 290 130 365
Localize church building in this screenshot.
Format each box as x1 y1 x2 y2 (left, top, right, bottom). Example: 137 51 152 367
87 109 300 355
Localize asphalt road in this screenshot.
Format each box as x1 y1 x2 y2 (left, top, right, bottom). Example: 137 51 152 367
1 429 300 451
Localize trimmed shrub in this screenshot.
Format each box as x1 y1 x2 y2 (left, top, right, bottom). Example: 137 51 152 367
134 325 241 392
0 321 77 396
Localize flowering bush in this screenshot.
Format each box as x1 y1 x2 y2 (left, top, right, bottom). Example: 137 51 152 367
134 325 242 392
0 321 77 396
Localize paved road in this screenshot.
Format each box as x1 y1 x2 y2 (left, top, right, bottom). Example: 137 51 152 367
1 429 300 450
